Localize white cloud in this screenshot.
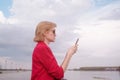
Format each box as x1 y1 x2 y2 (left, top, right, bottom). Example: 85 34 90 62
0 0 120 68
77 1 120 23
0 11 6 23
76 18 120 56
65 1 120 68
10 0 93 24
0 11 18 24
7 18 18 24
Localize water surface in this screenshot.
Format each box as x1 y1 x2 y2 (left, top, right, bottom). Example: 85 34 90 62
0 71 119 80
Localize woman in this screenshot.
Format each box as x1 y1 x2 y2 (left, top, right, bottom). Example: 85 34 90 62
31 21 78 80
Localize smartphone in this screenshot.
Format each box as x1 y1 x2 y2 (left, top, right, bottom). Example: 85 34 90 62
75 38 79 45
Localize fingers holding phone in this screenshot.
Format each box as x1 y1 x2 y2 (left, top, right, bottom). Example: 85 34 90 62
67 38 79 55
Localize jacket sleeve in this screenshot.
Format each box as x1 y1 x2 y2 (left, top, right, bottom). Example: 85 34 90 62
36 46 64 79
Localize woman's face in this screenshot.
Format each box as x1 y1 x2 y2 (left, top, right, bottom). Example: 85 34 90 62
44 27 56 42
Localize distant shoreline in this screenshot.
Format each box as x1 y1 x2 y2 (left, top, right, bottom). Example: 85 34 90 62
0 69 31 74
0 69 31 71
68 66 120 71
0 71 2 74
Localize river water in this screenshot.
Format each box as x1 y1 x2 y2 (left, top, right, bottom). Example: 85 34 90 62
0 71 119 80
64 71 120 80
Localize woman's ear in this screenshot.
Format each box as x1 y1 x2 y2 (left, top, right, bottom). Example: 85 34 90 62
43 31 49 36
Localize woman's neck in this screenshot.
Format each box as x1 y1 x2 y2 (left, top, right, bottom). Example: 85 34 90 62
44 39 50 46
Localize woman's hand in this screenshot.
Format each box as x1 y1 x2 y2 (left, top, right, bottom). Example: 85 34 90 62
67 45 78 56
61 44 78 72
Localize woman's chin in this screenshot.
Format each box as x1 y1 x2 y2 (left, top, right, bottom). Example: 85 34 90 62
50 40 55 42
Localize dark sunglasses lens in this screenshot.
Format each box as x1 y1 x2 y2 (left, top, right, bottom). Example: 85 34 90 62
53 30 55 34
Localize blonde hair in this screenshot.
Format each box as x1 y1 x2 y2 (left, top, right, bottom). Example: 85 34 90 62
34 21 56 42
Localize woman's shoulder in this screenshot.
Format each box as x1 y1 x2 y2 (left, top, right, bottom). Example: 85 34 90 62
36 41 48 49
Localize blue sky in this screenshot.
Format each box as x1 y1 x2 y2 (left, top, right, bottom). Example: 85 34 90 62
94 0 118 7
0 0 120 69
0 0 12 17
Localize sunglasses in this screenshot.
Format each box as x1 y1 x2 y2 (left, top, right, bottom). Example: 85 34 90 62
52 30 55 34
49 30 56 34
